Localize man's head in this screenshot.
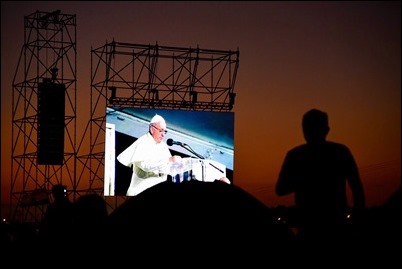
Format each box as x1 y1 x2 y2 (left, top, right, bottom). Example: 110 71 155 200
149 114 167 143
51 184 67 201
302 109 329 144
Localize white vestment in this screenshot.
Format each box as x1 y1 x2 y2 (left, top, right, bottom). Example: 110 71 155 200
117 133 172 196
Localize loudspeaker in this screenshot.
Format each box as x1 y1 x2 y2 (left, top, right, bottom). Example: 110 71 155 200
37 81 65 165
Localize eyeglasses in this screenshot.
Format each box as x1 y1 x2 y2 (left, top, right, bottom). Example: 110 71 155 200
151 124 168 134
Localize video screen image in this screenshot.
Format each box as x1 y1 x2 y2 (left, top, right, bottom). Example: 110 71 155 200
104 107 234 196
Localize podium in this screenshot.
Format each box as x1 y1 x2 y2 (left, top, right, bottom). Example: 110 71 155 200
169 157 226 183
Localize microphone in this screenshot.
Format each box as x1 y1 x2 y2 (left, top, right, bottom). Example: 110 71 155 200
167 138 185 146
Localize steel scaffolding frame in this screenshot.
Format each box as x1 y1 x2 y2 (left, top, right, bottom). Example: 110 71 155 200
10 10 77 223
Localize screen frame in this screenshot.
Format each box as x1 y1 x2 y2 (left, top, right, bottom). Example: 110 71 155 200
104 107 235 196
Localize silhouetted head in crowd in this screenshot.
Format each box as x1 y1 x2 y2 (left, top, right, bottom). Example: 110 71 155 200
74 193 108 224
302 108 330 144
51 184 67 202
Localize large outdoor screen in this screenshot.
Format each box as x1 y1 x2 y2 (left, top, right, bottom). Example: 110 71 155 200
104 107 235 196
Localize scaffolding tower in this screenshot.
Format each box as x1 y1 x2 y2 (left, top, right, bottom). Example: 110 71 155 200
10 10 77 223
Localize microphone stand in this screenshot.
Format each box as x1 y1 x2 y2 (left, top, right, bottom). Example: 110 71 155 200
178 144 205 181
179 144 204 160
178 144 224 181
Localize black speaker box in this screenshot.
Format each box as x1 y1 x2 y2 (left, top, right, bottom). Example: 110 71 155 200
37 82 65 165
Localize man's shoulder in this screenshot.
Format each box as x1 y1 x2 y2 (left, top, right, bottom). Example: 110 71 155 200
136 132 152 142
288 143 308 153
288 141 349 153
325 141 350 151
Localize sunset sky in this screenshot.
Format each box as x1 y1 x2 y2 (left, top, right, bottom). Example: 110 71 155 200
1 1 400 218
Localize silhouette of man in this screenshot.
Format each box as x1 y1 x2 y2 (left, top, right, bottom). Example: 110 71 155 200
275 109 365 242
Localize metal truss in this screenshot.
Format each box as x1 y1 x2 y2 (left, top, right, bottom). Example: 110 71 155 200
93 41 238 111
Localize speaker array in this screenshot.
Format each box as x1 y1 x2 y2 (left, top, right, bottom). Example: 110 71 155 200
37 82 65 165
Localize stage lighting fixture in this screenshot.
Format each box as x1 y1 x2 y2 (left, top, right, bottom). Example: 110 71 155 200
108 86 117 101
190 91 198 104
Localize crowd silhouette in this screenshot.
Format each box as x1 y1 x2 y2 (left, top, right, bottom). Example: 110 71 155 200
38 184 75 246
1 109 400 265
1 182 400 265
105 180 295 263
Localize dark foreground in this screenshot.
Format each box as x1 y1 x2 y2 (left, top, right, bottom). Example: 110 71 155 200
2 181 400 267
